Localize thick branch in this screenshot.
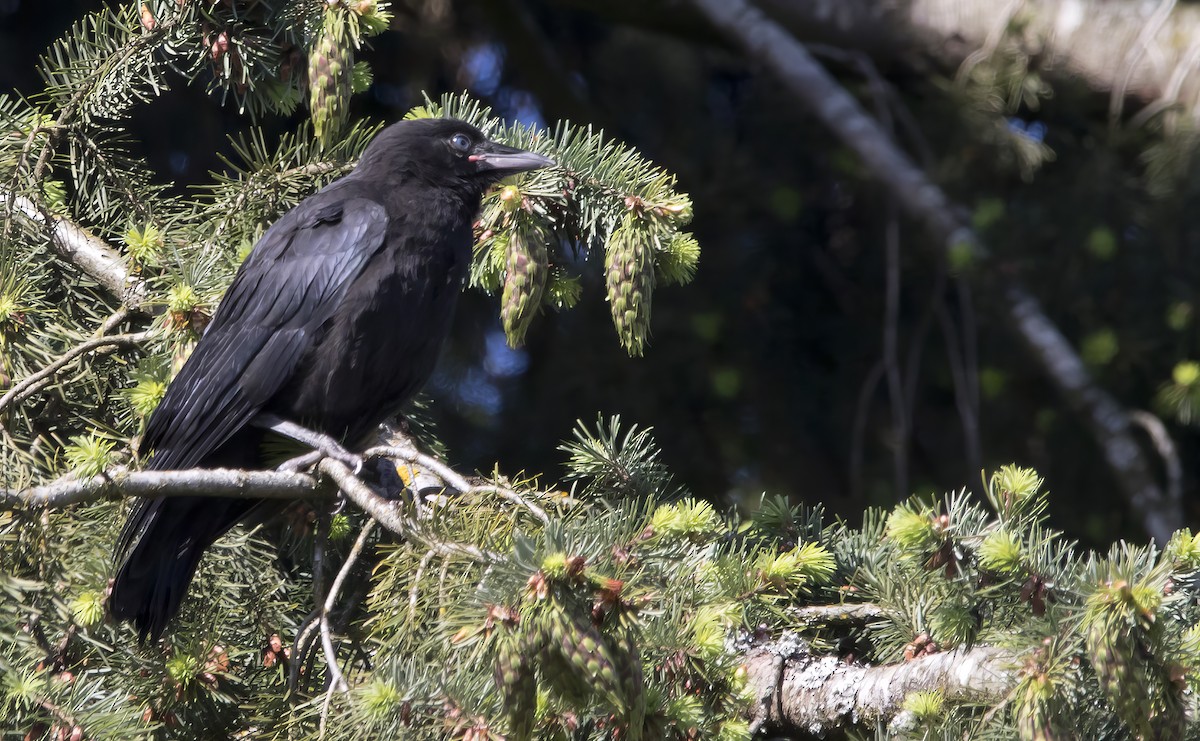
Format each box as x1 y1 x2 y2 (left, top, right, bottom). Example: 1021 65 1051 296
690 0 1181 542
742 637 1016 734
2 467 321 509
558 0 1200 125
5 191 144 309
786 603 886 628
5 459 503 563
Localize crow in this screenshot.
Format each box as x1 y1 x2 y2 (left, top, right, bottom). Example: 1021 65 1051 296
110 118 552 640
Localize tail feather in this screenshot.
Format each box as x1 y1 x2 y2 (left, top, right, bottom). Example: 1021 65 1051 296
111 428 269 640
110 496 256 641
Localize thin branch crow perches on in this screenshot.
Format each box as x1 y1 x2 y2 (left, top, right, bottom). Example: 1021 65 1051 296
110 118 553 640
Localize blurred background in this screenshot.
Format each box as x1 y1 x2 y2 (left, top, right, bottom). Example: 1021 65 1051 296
5 0 1200 547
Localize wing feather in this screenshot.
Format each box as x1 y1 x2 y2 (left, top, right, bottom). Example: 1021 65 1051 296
142 195 389 471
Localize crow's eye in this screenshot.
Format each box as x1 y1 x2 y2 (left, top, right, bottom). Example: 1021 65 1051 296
449 133 472 152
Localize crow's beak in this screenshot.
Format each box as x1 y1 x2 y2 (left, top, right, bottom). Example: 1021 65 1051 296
469 141 555 174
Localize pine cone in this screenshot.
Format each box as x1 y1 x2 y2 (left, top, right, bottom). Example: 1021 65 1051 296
611 630 645 741
500 227 547 348
537 634 592 705
1015 679 1057 741
494 632 537 741
1086 619 1149 738
309 8 352 149
1016 704 1056 741
537 607 626 713
604 219 654 356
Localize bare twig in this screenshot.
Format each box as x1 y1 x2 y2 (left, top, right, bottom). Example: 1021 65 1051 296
98 307 131 335
366 444 474 493
1109 0 1177 123
849 362 885 503
409 549 437 621
254 414 550 524
937 303 984 483
36 698 81 737
1129 409 1184 515
954 279 984 475
317 683 339 740
255 414 364 472
883 201 908 497
0 329 154 417
291 609 323 691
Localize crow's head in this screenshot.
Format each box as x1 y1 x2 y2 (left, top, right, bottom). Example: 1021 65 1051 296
356 117 553 192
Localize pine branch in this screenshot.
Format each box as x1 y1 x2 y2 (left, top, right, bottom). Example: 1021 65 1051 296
0 329 153 417
316 458 503 563
363 445 550 525
742 637 1017 735
786 602 886 628
3 440 542 552
1 467 320 509
3 190 144 308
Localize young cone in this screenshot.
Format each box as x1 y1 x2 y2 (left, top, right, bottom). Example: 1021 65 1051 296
612 629 646 740
309 8 353 148
1014 680 1058 741
537 606 628 716
494 630 538 740
604 217 654 356
501 226 547 348
1085 618 1150 738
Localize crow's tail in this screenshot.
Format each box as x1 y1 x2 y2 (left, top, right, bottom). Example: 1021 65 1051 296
110 496 257 641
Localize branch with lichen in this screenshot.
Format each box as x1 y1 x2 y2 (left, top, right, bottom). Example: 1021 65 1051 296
2 191 144 309
742 636 1017 735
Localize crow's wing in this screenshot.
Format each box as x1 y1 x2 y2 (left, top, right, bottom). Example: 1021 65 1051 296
142 196 389 471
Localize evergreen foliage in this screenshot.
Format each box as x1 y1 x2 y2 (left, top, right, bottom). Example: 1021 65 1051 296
5 2 1200 740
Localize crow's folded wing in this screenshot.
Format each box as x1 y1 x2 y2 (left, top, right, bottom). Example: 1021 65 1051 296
141 196 389 471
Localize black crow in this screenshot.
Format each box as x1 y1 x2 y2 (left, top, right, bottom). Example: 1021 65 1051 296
110 118 552 640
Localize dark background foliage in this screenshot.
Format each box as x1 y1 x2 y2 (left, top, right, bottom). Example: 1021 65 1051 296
4 0 1197 547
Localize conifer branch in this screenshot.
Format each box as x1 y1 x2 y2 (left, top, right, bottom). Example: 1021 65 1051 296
3 191 144 308
743 638 1017 734
786 602 886 628
5 437 530 566
0 329 153 417
2 467 320 509
5 451 535 563
363 445 550 524
316 458 504 563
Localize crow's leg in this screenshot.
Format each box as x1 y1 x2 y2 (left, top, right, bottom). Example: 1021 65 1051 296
276 449 324 473
254 413 365 473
